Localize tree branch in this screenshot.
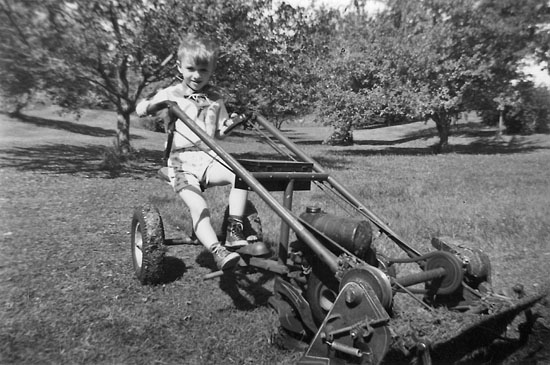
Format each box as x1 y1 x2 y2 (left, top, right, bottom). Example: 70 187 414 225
78 75 118 105
0 0 31 48
94 50 119 97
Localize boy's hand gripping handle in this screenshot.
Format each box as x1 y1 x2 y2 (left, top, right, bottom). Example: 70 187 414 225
147 101 178 166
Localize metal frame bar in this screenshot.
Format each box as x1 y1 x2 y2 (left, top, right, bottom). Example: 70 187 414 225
169 106 340 273
254 114 422 259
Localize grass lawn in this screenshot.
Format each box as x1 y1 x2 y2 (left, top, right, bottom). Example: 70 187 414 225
1 106 549 364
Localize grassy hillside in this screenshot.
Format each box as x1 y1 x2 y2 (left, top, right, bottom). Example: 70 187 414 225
1 107 549 364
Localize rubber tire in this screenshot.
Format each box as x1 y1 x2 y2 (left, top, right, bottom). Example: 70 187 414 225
221 200 263 241
305 270 339 326
131 204 166 285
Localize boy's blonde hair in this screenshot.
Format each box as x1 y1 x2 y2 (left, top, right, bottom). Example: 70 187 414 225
177 34 218 67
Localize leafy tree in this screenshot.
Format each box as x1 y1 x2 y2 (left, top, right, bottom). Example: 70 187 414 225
1 0 337 153
0 0 49 115
1 0 297 154
481 81 550 134
1 0 184 154
217 3 338 128
317 0 550 148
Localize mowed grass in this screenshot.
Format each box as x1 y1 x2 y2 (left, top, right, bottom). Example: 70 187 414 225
1 107 549 364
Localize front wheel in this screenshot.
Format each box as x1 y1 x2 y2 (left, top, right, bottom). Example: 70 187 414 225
131 204 166 285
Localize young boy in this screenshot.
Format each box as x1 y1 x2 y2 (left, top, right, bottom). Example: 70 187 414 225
136 34 248 271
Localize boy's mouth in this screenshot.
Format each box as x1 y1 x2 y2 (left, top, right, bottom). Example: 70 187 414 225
188 80 202 90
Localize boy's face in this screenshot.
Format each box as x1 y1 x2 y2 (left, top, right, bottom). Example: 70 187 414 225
177 56 214 92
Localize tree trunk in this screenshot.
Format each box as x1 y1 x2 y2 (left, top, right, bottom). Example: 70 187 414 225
432 111 451 153
497 109 504 140
324 120 354 146
8 92 30 117
116 111 131 155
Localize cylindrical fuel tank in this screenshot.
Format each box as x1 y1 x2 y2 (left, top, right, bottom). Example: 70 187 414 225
299 206 373 260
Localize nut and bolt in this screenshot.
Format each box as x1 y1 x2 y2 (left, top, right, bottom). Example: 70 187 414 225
345 288 362 306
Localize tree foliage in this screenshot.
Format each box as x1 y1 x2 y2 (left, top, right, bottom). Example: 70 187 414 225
1 0 336 151
1 0 184 153
481 81 550 134
316 0 550 147
2 0 549 152
237 4 338 128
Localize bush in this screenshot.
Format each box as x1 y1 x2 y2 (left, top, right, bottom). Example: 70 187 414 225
134 115 166 132
98 142 126 175
480 83 550 134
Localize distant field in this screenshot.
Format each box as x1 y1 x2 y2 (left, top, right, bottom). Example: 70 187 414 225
1 107 549 364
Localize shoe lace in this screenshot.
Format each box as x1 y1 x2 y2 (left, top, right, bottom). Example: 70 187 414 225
211 244 226 257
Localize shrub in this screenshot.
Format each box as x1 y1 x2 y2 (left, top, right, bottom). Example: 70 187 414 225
134 115 166 133
480 83 550 134
98 141 127 176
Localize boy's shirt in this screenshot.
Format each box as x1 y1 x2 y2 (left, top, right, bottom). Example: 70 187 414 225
136 83 229 150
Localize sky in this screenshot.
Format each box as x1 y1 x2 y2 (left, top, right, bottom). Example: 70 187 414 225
523 60 550 87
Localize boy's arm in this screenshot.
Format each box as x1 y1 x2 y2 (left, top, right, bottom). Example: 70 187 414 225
136 88 176 117
204 102 221 138
137 99 177 117
136 89 180 134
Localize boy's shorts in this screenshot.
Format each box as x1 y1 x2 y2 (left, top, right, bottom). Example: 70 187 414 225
167 151 215 192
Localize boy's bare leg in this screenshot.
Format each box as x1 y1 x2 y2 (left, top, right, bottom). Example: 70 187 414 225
206 161 248 216
206 161 249 247
178 186 240 270
228 187 247 216
177 186 218 250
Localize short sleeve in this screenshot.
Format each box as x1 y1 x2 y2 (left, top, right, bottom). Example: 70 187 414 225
135 88 170 117
135 99 150 117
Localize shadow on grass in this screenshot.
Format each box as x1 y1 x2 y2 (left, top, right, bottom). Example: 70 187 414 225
342 135 545 158
283 129 325 146
159 256 188 284
15 113 144 140
0 144 162 179
286 122 548 157
230 151 348 171
195 249 275 311
353 129 438 147
202 129 548 173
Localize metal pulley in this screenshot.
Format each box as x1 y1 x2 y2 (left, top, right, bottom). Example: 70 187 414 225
393 251 464 296
340 266 393 311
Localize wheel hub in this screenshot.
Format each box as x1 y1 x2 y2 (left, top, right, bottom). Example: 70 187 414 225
425 250 464 295
133 222 143 269
340 265 393 310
